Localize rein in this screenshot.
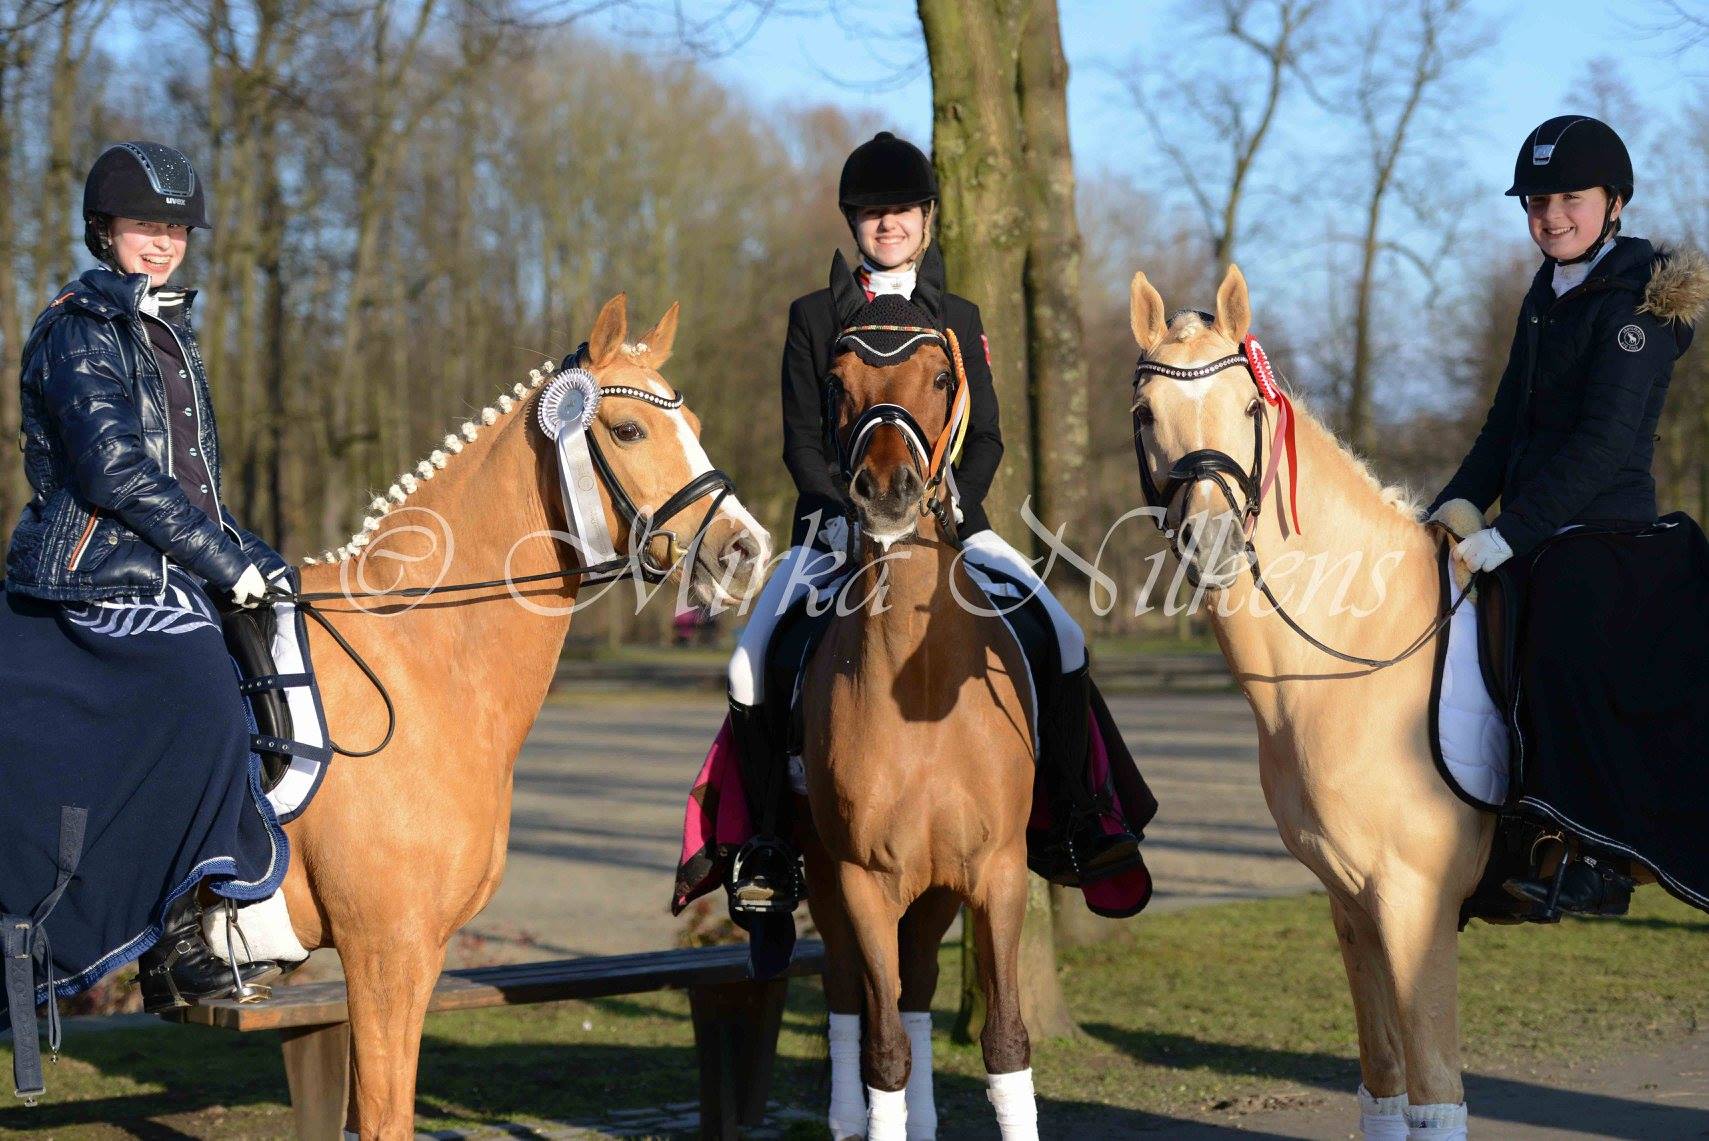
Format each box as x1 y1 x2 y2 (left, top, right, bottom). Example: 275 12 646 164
272 377 737 757
1134 339 1470 672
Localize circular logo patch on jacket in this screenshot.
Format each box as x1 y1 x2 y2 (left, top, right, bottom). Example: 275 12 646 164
1618 324 1646 352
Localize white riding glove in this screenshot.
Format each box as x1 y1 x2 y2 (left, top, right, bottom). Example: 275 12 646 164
1453 527 1513 574
819 514 850 553
230 564 269 608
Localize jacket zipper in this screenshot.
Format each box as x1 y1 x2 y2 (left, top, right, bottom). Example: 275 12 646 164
65 508 101 572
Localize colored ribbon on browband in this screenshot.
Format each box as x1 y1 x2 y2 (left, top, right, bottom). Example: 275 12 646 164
538 369 621 578
1243 335 1303 536
934 326 972 479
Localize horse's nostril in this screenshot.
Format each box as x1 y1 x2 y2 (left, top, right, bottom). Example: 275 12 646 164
852 469 877 502
895 467 921 501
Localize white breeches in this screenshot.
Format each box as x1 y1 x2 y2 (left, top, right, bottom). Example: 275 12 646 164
726 530 1085 706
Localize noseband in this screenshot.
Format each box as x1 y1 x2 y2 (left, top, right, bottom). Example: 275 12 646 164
832 321 972 540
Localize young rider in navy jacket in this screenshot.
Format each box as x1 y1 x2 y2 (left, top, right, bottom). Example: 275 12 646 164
1430 115 1704 914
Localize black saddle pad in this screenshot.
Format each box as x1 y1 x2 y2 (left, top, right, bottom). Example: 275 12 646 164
1491 514 1709 913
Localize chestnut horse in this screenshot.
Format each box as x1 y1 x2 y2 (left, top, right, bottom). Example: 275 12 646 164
1128 264 1487 1139
799 317 1038 1140
276 294 770 1137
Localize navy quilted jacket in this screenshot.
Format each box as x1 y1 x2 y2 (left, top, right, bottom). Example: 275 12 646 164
5 266 286 602
1432 238 1703 556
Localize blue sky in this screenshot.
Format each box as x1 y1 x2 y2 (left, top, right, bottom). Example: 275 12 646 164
596 1 1699 254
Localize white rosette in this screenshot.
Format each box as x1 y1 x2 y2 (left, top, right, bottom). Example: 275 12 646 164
538 369 620 575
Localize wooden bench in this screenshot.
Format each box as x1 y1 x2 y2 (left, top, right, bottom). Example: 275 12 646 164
164 941 827 1139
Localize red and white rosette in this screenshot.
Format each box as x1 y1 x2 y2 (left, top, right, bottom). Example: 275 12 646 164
1242 334 1303 536
1242 335 1282 405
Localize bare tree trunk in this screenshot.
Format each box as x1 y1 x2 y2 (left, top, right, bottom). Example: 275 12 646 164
1345 1 1453 451
0 20 32 534
32 0 102 301
922 0 1074 1043
1018 0 1088 583
917 0 1033 532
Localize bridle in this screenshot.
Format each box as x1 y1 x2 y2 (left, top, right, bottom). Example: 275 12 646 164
283 357 740 756
1133 333 1469 671
832 321 971 543
577 382 736 584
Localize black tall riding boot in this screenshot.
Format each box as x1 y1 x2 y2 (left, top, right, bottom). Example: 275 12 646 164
1037 665 1142 886
1504 841 1634 919
137 894 279 1014
726 697 805 914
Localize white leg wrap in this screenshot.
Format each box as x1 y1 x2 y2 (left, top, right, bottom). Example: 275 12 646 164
828 1012 867 1139
1358 1084 1411 1139
901 1011 936 1139
1405 1101 1468 1140
866 1085 908 1141
201 890 309 965
985 1068 1039 1140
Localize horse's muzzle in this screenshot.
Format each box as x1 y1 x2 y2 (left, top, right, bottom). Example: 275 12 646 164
690 510 773 606
850 462 922 538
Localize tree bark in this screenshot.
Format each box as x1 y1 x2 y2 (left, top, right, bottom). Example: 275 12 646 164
917 0 1033 534
923 0 1076 1044
0 17 32 533
1017 0 1089 613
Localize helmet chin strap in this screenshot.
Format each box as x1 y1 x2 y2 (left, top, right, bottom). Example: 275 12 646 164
1554 193 1619 266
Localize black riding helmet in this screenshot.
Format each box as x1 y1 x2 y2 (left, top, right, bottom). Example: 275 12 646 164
839 131 937 210
82 141 211 261
1507 115 1633 265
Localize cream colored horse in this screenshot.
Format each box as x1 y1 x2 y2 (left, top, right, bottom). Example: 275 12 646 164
1128 265 1488 1139
276 294 770 1138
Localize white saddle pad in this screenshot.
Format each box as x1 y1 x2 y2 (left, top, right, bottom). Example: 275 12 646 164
1432 552 1509 810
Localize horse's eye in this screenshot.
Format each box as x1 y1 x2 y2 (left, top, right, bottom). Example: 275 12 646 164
1133 402 1155 428
934 370 952 391
613 421 645 443
1245 398 1261 419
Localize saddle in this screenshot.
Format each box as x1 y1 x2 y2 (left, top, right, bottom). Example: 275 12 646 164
218 602 293 789
213 569 334 821
764 560 1060 765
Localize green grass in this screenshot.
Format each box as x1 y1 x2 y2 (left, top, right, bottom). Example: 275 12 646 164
3 890 1704 1138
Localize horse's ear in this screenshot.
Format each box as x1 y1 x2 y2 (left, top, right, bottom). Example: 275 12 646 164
1129 271 1167 355
912 243 947 323
1214 263 1251 345
588 293 628 367
829 250 865 329
635 301 680 367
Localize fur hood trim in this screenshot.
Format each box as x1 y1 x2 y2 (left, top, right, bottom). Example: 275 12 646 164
1641 247 1709 325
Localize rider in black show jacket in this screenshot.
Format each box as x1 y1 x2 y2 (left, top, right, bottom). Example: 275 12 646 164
780 275 1002 546
723 131 1144 916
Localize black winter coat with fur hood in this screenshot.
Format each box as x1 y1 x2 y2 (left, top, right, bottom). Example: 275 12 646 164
1432 238 1709 556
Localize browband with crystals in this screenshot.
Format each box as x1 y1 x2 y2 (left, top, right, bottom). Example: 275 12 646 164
597 384 684 410
1133 353 1248 382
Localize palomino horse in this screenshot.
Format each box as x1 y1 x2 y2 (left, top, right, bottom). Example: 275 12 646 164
799 300 1038 1141
275 294 770 1137
1128 265 1487 1139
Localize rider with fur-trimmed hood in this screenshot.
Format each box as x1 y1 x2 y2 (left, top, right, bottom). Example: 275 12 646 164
721 132 1145 913
1430 115 1708 917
